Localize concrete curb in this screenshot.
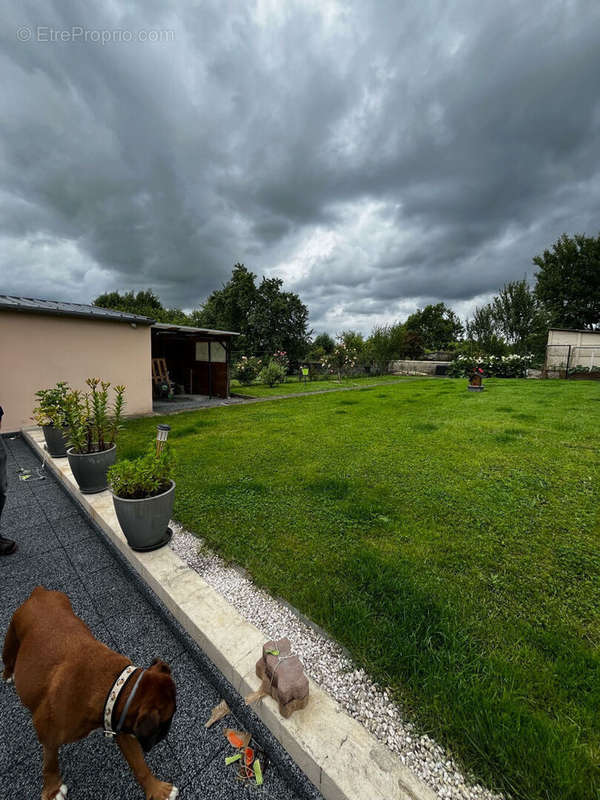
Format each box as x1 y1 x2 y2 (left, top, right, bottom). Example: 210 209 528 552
24 428 437 800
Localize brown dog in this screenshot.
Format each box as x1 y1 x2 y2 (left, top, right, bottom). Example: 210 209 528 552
2 586 178 800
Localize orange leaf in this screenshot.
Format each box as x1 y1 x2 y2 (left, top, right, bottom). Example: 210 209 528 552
224 728 251 749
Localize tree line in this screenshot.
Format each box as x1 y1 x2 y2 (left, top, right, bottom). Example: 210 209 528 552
93 232 600 369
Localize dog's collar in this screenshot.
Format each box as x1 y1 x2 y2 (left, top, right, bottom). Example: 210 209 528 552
103 665 145 738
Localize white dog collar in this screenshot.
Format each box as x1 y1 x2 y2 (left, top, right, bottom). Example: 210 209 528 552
103 665 143 738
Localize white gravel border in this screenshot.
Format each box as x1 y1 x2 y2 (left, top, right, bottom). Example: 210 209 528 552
170 523 505 800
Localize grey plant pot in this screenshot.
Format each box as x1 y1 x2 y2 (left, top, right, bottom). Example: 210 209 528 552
42 424 69 458
112 481 175 552
67 445 117 494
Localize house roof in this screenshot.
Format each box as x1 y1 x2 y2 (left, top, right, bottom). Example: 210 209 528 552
0 295 155 325
152 322 240 337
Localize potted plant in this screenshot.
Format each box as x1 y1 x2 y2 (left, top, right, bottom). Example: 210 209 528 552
107 440 175 551
31 382 70 457
63 378 126 493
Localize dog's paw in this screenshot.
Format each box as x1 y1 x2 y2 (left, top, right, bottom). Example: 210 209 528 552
147 783 177 800
44 786 67 800
3 675 13 684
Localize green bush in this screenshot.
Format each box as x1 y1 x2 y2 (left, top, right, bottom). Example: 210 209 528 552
234 356 262 385
31 381 70 427
259 360 287 387
107 444 174 500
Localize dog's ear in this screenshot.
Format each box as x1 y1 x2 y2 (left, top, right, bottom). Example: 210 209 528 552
133 708 160 740
150 658 171 675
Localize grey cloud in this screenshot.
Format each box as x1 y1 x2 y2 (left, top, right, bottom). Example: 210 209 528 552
0 0 599 331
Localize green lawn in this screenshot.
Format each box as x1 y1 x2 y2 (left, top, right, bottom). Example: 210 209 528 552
230 372 413 396
120 379 600 800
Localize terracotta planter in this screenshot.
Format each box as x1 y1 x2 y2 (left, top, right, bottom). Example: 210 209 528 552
112 481 175 552
67 445 116 494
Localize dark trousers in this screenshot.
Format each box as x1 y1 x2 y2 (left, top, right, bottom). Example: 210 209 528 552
0 437 7 525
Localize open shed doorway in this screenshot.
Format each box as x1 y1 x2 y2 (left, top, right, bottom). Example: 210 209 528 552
151 323 239 406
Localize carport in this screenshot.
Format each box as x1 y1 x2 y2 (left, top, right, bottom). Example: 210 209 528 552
151 323 239 399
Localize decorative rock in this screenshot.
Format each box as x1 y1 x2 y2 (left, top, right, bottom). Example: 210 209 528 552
255 637 309 718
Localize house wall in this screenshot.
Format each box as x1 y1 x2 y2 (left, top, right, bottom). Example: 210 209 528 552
0 311 152 433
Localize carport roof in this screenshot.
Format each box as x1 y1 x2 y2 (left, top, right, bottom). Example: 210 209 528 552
152 322 240 336
0 295 155 325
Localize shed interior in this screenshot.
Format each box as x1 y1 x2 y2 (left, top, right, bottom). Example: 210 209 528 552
151 325 237 398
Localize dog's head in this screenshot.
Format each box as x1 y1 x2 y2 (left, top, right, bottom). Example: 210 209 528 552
129 659 177 752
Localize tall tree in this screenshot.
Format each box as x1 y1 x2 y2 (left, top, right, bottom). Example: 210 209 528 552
533 233 600 329
92 289 191 324
466 304 506 355
311 333 335 354
365 323 406 374
405 303 464 350
196 263 311 361
249 276 311 362
195 263 258 344
491 280 540 353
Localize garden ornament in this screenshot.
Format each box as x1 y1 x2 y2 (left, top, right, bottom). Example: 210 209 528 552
205 638 309 728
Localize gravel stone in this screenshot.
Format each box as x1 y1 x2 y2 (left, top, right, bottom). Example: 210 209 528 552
170 523 506 800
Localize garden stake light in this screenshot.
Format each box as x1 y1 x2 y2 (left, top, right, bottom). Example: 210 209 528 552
156 424 170 457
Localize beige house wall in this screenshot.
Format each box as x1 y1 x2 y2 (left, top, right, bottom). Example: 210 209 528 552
0 311 152 433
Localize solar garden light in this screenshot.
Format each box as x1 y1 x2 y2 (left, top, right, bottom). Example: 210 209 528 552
156 424 170 456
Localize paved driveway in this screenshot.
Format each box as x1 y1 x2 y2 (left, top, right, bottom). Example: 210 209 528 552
0 436 322 800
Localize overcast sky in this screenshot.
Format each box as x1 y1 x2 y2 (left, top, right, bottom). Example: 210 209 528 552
1 0 599 335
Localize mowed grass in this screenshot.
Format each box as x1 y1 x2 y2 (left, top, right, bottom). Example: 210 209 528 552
231 373 413 397
120 379 600 800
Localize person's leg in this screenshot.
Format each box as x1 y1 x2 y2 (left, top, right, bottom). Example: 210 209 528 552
0 490 17 555
0 492 17 556
0 417 14 554
0 439 17 556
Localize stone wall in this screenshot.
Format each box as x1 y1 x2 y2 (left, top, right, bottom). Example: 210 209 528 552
389 360 449 375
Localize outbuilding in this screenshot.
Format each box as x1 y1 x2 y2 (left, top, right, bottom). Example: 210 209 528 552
544 327 600 375
0 295 239 433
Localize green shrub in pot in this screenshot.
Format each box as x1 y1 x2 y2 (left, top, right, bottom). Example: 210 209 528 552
107 445 174 500
63 379 126 493
108 445 175 551
31 381 70 457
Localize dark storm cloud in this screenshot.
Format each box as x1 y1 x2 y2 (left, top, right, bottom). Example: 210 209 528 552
1 0 599 332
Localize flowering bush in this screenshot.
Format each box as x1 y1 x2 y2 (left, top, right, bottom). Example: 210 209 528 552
259 360 287 387
234 356 262 385
321 339 360 380
447 353 533 378
271 350 289 372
